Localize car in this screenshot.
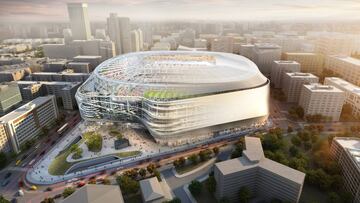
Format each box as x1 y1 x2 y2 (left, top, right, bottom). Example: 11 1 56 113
17 190 24 197
77 181 86 188
40 150 46 156
51 141 56 146
89 175 96 180
4 172 12 179
2 179 10 187
18 181 24 188
30 185 37 190
45 187 52 191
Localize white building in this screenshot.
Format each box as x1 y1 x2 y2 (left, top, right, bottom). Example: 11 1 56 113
214 137 305 202
330 137 360 203
151 42 171 51
67 3 91 40
325 56 360 86
252 43 281 77
240 44 255 61
299 84 345 121
270 60 300 88
324 77 360 119
282 72 319 103
131 29 144 52
0 96 59 153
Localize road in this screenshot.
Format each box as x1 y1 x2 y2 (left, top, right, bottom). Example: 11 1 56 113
0 111 81 201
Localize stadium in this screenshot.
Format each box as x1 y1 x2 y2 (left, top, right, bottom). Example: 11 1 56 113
76 51 269 145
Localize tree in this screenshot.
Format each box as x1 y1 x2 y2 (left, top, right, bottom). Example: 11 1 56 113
328 192 342 203
83 132 102 152
154 170 161 181
103 178 111 185
206 175 216 194
0 196 10 203
289 146 299 157
291 136 301 147
188 180 202 196
72 148 83 159
41 197 55 203
116 175 139 195
238 186 251 203
199 149 212 162
147 163 156 174
213 147 220 155
34 47 44 58
70 144 79 153
62 187 75 198
139 168 147 178
0 152 8 169
188 154 198 165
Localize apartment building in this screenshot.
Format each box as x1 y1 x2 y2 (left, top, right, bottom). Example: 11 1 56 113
29 72 90 83
325 56 360 86
283 52 324 76
0 96 59 153
330 137 360 203
0 83 22 115
252 43 281 77
214 137 305 203
299 84 345 121
282 72 319 103
16 81 81 110
270 60 300 88
324 77 360 119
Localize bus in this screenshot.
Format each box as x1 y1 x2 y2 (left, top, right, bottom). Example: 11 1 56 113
57 123 69 135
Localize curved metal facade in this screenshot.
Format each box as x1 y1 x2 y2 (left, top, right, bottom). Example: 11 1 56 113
76 51 269 144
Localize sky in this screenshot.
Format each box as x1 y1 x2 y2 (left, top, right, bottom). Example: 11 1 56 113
1 0 360 22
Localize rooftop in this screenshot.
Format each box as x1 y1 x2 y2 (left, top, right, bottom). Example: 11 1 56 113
0 95 54 123
274 60 300 65
303 83 344 93
329 55 360 66
215 136 305 185
139 177 171 202
284 52 318 56
334 137 360 168
62 184 124 203
287 72 318 78
324 77 360 96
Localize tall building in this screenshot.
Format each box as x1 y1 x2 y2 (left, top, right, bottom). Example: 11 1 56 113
315 34 360 56
0 83 22 115
325 56 360 86
67 3 91 40
324 77 360 119
282 52 324 76
107 14 132 55
299 83 345 121
282 72 319 103
131 30 141 52
0 96 59 153
330 137 360 203
211 36 234 53
270 60 300 88
214 137 305 203
239 44 255 61
252 43 282 77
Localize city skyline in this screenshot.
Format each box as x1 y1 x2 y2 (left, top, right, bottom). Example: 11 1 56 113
1 0 360 22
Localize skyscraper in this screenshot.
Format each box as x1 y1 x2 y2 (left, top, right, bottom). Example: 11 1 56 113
107 14 132 55
67 3 91 40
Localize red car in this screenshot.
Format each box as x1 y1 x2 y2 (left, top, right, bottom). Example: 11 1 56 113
77 181 86 188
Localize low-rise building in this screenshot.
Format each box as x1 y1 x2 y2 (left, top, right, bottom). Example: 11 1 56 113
214 137 305 202
62 184 124 203
29 72 90 82
282 72 319 103
330 137 360 203
299 83 345 121
0 67 32 82
73 55 102 72
270 60 300 88
139 177 172 203
67 62 91 73
0 96 59 153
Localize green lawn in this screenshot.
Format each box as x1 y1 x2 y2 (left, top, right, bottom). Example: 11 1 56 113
116 151 141 158
48 149 75 175
175 160 209 175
